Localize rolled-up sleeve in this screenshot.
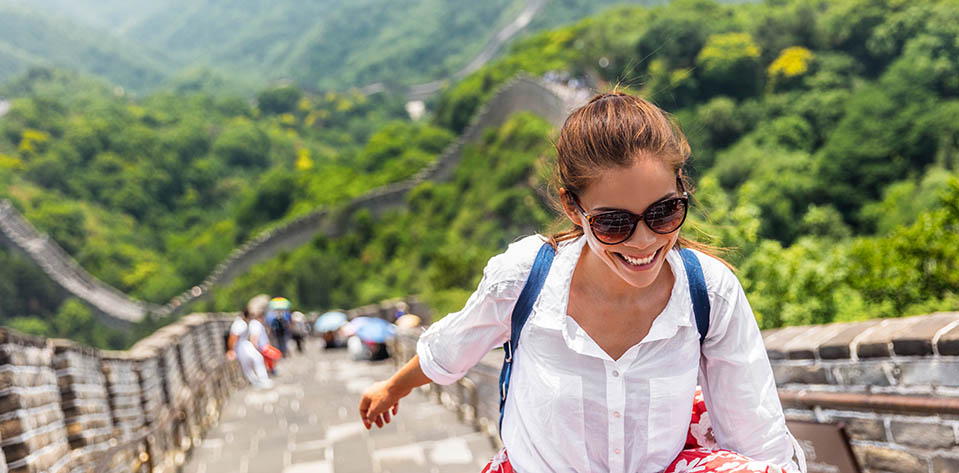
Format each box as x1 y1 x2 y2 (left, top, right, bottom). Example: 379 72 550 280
699 264 805 473
417 238 539 385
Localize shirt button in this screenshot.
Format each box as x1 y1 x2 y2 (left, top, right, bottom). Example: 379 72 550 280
613 411 621 418
614 449 621 455
611 370 620 377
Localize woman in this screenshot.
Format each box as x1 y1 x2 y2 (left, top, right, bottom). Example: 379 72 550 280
249 298 280 375
359 92 805 472
227 307 272 389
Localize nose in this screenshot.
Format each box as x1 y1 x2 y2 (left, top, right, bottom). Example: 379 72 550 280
622 221 659 249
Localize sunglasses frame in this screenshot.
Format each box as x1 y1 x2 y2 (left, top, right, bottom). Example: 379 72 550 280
567 177 689 245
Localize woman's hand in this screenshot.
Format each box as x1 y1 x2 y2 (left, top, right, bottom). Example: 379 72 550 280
357 355 431 429
358 380 403 429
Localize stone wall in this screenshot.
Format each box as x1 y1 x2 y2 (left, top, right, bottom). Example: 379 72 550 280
0 314 244 473
0 201 156 326
393 311 959 473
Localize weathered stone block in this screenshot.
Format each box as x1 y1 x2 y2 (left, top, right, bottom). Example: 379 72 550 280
818 319 884 359
0 404 62 438
780 323 859 360
898 360 959 387
892 312 959 356
890 420 956 449
932 455 959 473
0 387 61 412
772 364 830 385
762 326 809 360
830 361 893 387
856 445 927 473
937 321 959 356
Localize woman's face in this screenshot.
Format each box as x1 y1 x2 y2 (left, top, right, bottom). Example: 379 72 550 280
565 158 683 290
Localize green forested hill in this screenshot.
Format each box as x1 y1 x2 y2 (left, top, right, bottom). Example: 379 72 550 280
210 0 959 328
1 0 666 93
0 69 455 346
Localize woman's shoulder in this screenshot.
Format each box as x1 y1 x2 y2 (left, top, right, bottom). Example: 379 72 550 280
683 248 741 301
482 234 550 289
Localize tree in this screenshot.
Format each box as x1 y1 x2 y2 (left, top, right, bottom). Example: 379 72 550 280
257 85 303 115
695 32 763 99
213 119 270 167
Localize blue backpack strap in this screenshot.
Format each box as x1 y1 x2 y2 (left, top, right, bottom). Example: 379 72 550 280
680 248 710 344
498 242 556 435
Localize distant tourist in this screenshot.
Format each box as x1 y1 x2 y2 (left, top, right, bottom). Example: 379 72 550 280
290 311 308 354
227 306 272 390
267 297 293 357
248 294 281 375
359 92 806 472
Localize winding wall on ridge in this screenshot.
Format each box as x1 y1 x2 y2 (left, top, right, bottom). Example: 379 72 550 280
0 77 586 326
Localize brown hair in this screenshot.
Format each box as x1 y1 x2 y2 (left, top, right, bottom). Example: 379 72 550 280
547 91 728 266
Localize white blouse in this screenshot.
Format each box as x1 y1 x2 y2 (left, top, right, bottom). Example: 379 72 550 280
417 235 803 473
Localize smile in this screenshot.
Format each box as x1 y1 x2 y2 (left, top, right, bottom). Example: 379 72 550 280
615 248 660 269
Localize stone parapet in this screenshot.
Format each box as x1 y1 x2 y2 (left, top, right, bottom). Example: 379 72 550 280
0 313 243 473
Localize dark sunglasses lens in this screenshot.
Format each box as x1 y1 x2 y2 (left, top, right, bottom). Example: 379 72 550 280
645 199 687 233
590 212 636 244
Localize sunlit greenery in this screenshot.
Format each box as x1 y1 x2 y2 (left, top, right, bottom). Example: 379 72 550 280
214 0 959 330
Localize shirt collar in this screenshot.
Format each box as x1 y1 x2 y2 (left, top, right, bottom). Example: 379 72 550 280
534 237 694 361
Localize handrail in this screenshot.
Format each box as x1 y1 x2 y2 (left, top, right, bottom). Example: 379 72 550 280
778 389 959 415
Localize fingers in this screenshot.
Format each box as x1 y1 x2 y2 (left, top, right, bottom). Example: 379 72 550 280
392 403 399 415
359 397 372 429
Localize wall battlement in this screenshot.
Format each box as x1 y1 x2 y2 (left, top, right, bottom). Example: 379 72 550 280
0 313 243 473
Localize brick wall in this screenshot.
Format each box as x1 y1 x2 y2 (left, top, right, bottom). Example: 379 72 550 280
0 313 244 473
763 312 959 473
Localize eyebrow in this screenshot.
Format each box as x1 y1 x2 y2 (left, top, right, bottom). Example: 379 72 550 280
592 190 680 213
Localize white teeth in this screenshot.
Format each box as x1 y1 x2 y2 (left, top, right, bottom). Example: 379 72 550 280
621 251 656 266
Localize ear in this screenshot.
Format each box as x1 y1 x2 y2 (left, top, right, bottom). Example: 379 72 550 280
559 188 584 227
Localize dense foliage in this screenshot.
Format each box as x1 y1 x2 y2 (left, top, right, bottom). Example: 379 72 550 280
0 69 454 346
208 113 557 316
213 0 959 329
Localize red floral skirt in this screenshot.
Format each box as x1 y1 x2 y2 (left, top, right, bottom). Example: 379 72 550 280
483 388 785 473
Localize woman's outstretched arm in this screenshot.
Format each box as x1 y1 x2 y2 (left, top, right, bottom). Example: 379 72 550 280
358 354 431 429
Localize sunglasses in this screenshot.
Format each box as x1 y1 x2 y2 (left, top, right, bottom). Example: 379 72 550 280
568 178 689 245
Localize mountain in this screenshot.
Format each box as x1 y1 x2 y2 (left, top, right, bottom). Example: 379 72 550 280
1 0 666 93
0 4 169 91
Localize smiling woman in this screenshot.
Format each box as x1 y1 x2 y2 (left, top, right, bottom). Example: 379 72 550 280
360 91 807 473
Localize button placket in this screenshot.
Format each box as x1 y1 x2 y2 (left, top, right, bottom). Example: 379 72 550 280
606 362 626 473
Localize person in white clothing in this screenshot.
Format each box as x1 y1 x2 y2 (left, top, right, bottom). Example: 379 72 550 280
227 308 272 389
359 91 806 473
248 299 278 375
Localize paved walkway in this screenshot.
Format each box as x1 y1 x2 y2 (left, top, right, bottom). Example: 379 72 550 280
182 341 497 473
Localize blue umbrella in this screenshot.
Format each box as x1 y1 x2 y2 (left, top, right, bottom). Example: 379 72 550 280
314 311 348 333
353 317 396 343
